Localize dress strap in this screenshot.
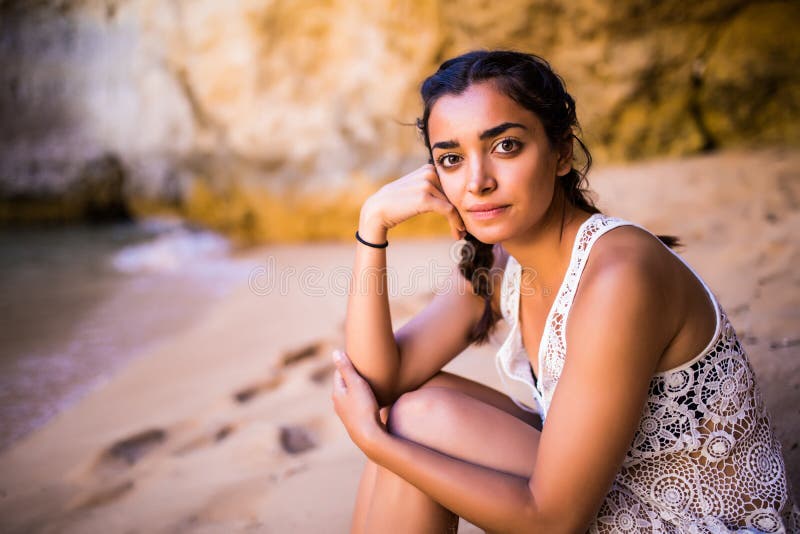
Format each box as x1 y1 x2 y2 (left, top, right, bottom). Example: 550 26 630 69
558 215 635 307
569 215 720 321
557 215 721 356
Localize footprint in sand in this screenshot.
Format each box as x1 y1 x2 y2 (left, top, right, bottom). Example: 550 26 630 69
104 428 167 467
309 362 336 384
173 422 237 456
233 372 284 404
233 340 338 401
70 428 167 510
282 463 309 478
279 425 317 455
70 479 135 510
281 341 325 367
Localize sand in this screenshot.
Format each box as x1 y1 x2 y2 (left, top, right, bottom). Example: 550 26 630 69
0 148 798 533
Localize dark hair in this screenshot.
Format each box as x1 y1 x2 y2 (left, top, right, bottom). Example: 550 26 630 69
416 50 679 345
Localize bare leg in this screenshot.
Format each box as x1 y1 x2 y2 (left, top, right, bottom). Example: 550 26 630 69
350 408 392 534
350 372 541 534
350 458 377 534
351 405 457 533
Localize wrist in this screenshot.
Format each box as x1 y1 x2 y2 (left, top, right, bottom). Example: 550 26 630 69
361 424 390 460
358 206 388 244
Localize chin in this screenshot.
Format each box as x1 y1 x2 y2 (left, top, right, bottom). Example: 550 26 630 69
467 227 508 245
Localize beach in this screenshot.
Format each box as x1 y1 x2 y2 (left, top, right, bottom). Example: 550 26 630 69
0 149 798 533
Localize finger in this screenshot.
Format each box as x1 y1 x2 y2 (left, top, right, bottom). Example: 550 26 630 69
332 349 353 383
333 369 347 394
425 192 466 240
424 164 448 197
423 170 467 235
333 350 377 398
449 209 467 240
416 163 438 181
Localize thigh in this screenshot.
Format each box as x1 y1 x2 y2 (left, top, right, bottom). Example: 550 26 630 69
420 371 542 429
388 385 541 479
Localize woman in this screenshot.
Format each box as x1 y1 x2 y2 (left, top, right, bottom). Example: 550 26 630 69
331 50 799 533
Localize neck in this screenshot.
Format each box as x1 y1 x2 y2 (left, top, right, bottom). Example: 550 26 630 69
501 199 591 296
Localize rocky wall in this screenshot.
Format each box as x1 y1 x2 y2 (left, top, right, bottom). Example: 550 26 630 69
0 0 798 238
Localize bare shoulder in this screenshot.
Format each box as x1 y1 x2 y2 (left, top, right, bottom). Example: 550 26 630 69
590 224 668 260
581 224 673 289
571 224 678 350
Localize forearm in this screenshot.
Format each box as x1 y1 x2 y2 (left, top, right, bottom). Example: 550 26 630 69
344 213 400 405
366 431 546 534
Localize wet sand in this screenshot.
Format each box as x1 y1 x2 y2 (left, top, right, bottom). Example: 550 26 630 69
0 222 247 452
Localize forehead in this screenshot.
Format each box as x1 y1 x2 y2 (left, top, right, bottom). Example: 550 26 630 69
428 82 539 143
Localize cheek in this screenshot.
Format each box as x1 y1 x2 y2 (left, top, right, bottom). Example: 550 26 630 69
438 176 460 203
532 175 557 202
506 157 553 195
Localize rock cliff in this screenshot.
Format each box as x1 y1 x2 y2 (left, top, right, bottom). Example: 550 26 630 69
1 0 798 239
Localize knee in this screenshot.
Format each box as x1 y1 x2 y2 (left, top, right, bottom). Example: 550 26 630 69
386 388 456 442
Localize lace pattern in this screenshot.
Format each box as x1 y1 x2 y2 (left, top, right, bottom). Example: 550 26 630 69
495 213 800 532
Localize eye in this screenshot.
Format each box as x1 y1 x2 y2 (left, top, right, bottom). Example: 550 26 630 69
436 153 462 169
493 138 522 154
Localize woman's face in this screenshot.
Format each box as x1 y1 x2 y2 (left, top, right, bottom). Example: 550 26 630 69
427 81 571 244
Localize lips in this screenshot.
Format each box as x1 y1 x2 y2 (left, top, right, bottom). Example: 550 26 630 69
467 203 508 212
466 203 510 220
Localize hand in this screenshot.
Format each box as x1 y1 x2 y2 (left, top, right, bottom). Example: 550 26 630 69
331 349 386 452
359 163 467 242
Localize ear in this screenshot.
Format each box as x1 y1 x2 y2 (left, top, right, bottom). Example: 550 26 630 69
555 135 574 177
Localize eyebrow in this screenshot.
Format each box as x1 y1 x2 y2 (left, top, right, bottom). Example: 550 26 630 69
431 122 528 151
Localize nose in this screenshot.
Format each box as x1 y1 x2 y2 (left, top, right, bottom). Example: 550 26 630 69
466 155 497 195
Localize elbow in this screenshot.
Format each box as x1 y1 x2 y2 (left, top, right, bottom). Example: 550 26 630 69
354 374 396 410
343 339 402 408
375 389 399 409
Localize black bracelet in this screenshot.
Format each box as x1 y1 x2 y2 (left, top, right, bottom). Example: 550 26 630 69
355 230 388 249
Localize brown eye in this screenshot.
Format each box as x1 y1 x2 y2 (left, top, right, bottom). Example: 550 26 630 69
437 154 462 168
495 138 521 154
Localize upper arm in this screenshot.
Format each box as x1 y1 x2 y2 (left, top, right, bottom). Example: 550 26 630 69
391 247 507 402
391 269 486 400
528 245 673 531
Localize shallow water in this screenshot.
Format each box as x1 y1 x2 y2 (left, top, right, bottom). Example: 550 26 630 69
0 219 250 452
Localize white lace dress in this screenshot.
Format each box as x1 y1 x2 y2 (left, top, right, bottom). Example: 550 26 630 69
495 213 799 533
